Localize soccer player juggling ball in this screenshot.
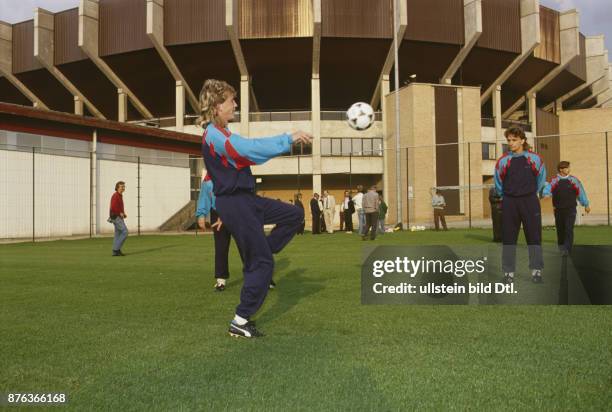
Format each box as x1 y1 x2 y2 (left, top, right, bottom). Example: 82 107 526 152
198 79 312 338
494 127 546 284
543 161 590 256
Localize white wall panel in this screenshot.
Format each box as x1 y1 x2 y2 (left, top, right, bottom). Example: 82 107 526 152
0 150 34 239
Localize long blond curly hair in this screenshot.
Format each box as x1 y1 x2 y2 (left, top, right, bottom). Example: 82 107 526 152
197 79 236 127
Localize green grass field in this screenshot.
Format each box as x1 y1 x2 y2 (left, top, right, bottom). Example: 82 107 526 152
1 227 611 410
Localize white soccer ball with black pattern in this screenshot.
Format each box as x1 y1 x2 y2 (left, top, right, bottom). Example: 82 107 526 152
346 102 375 131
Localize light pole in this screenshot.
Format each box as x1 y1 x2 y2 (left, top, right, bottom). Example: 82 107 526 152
393 0 403 229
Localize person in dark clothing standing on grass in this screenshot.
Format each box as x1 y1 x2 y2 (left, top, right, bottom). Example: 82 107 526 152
294 193 305 235
109 181 128 256
310 193 321 234
489 186 502 242
377 194 388 234
494 127 546 284
543 161 590 256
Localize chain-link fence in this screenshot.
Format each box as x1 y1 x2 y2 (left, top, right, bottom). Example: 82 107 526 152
1 129 610 241
397 131 611 230
0 130 194 242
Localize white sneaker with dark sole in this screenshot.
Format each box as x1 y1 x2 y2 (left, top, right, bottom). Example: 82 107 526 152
228 320 264 338
531 269 543 283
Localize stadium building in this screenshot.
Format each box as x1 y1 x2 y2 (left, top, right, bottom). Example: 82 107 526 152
1 0 611 239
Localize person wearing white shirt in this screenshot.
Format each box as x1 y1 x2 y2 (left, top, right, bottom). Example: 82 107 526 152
352 185 365 235
431 189 448 231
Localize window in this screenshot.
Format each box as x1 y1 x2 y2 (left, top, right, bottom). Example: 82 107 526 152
362 139 373 156
482 143 496 160
341 139 352 156
321 139 331 156
331 139 342 156
352 138 362 155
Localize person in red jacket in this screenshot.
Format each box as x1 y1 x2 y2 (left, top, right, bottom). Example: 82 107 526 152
109 181 128 256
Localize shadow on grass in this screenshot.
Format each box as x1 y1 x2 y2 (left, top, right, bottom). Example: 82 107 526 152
259 267 327 325
464 233 496 243
126 244 181 256
225 257 292 289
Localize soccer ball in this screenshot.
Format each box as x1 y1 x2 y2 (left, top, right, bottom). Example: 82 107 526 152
346 102 375 131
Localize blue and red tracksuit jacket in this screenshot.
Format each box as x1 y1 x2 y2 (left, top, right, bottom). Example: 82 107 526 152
196 174 215 218
201 123 292 196
543 174 590 209
494 151 547 198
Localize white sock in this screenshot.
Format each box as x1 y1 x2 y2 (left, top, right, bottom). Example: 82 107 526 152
216 278 226 286
233 314 248 325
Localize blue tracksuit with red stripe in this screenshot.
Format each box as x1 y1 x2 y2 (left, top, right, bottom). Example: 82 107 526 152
494 150 547 272
201 123 303 319
196 174 233 279
543 174 590 252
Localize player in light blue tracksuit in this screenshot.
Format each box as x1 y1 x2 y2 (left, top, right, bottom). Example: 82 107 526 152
494 127 546 284
196 174 232 291
198 79 312 338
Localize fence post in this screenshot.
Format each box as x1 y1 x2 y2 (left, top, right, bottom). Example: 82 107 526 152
297 155 301 193
89 151 92 238
606 131 610 226
137 156 141 236
32 146 35 243
468 142 472 229
349 152 352 189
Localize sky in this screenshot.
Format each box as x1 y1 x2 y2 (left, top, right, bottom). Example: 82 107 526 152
0 0 610 54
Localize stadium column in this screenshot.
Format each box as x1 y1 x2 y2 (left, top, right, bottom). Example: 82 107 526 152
176 81 184 132
74 96 84 115
118 89 128 123
146 0 199 118
241 76 250 136
0 21 49 109
91 129 98 236
545 36 607 111
577 64 611 107
312 75 322 196
381 75 391 203
481 0 540 106
225 0 251 135
504 9 580 118
528 92 538 137
78 0 153 120
441 0 482 85
34 8 105 119
493 85 502 141
370 0 406 109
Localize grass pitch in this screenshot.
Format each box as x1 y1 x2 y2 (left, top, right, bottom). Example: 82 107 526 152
1 227 611 410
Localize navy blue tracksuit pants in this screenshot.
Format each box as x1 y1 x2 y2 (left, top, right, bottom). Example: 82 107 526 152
215 192 304 319
554 207 577 252
211 209 232 279
502 195 543 272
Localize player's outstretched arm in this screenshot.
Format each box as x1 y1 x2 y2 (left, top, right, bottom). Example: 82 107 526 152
226 130 313 165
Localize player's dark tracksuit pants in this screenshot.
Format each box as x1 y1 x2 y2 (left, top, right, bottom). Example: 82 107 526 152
554 207 577 252
215 192 303 319
210 209 232 279
502 194 543 272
